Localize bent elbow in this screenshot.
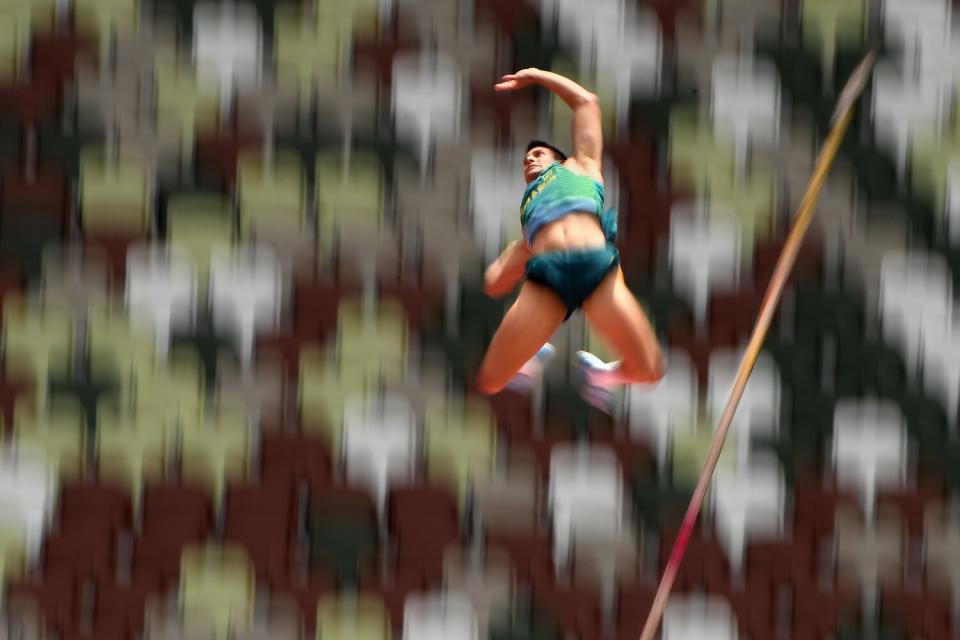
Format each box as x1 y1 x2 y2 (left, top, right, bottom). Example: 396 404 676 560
579 92 600 107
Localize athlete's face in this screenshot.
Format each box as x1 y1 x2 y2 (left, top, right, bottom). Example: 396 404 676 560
523 147 558 184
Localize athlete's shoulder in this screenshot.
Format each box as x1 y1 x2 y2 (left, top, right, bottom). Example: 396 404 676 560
560 158 604 186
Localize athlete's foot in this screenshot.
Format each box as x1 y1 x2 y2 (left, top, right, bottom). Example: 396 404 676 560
575 351 616 415
505 343 557 393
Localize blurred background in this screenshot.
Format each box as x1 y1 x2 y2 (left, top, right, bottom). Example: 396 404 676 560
0 0 959 638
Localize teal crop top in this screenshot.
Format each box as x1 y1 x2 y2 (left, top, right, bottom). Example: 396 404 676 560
519 162 607 247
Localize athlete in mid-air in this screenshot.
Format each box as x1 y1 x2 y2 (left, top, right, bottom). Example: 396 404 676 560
475 68 665 412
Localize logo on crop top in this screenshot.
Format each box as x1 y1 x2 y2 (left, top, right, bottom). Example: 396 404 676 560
520 165 560 216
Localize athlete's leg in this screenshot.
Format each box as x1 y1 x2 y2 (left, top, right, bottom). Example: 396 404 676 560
476 281 567 395
579 266 665 388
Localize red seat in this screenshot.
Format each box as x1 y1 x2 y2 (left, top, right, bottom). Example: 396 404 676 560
752 233 824 290
59 482 132 533
881 585 952 640
30 31 96 84
377 280 445 330
390 485 460 581
7 570 79 637
487 390 535 440
657 528 730 592
224 482 297 580
745 539 817 586
637 0 698 40
615 579 656 639
469 81 538 144
474 0 540 32
789 573 860 638
352 29 421 93
791 484 859 548
530 573 603 640
0 77 61 127
485 533 552 583
133 484 213 585
92 578 161 640
259 431 332 486
43 531 117 580
82 232 146 281
270 572 336 636
293 276 349 337
2 171 70 223
194 130 261 187
876 478 945 535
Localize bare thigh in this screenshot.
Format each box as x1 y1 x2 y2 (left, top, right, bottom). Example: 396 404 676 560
581 267 664 382
476 281 567 394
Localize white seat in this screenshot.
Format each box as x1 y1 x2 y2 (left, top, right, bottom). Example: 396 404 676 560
402 592 479 640
831 399 908 519
879 250 953 374
193 2 263 106
710 453 785 573
125 244 196 362
871 63 948 179
944 159 960 246
707 349 781 456
920 316 960 429
548 445 624 567
593 7 661 106
0 452 55 564
669 213 742 330
208 244 284 369
710 55 781 167
662 594 739 640
469 149 526 262
342 393 418 511
554 0 625 51
392 52 463 176
625 350 697 471
882 0 951 60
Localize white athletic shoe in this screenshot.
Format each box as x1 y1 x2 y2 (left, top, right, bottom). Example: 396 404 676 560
505 343 557 393
575 350 615 415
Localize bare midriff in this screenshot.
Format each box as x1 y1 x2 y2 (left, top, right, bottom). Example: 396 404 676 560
530 211 607 255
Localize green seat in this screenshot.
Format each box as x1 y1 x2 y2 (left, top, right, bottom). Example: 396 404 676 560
800 0 866 80
166 193 233 287
668 107 736 194
315 149 385 259
307 498 379 584
74 0 139 55
909 132 960 217
238 149 308 237
274 3 345 102
153 53 220 148
170 318 234 391
79 147 151 234
0 217 63 285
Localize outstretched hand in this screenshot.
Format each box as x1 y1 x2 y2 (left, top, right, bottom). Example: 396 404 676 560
494 68 541 92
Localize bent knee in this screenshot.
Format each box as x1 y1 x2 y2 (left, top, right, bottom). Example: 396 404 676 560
475 369 506 396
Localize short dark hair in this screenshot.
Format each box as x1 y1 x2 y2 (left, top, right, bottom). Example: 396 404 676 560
526 139 568 162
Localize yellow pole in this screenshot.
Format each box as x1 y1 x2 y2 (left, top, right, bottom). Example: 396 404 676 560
637 50 877 640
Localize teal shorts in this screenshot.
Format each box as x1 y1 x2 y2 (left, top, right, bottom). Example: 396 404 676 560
524 244 620 320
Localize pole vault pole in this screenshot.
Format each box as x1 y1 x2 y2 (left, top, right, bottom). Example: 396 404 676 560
637 50 877 640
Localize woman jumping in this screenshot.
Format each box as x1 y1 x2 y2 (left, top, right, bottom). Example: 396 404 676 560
475 68 665 413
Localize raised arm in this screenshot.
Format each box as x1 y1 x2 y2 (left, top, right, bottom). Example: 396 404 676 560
496 68 603 174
